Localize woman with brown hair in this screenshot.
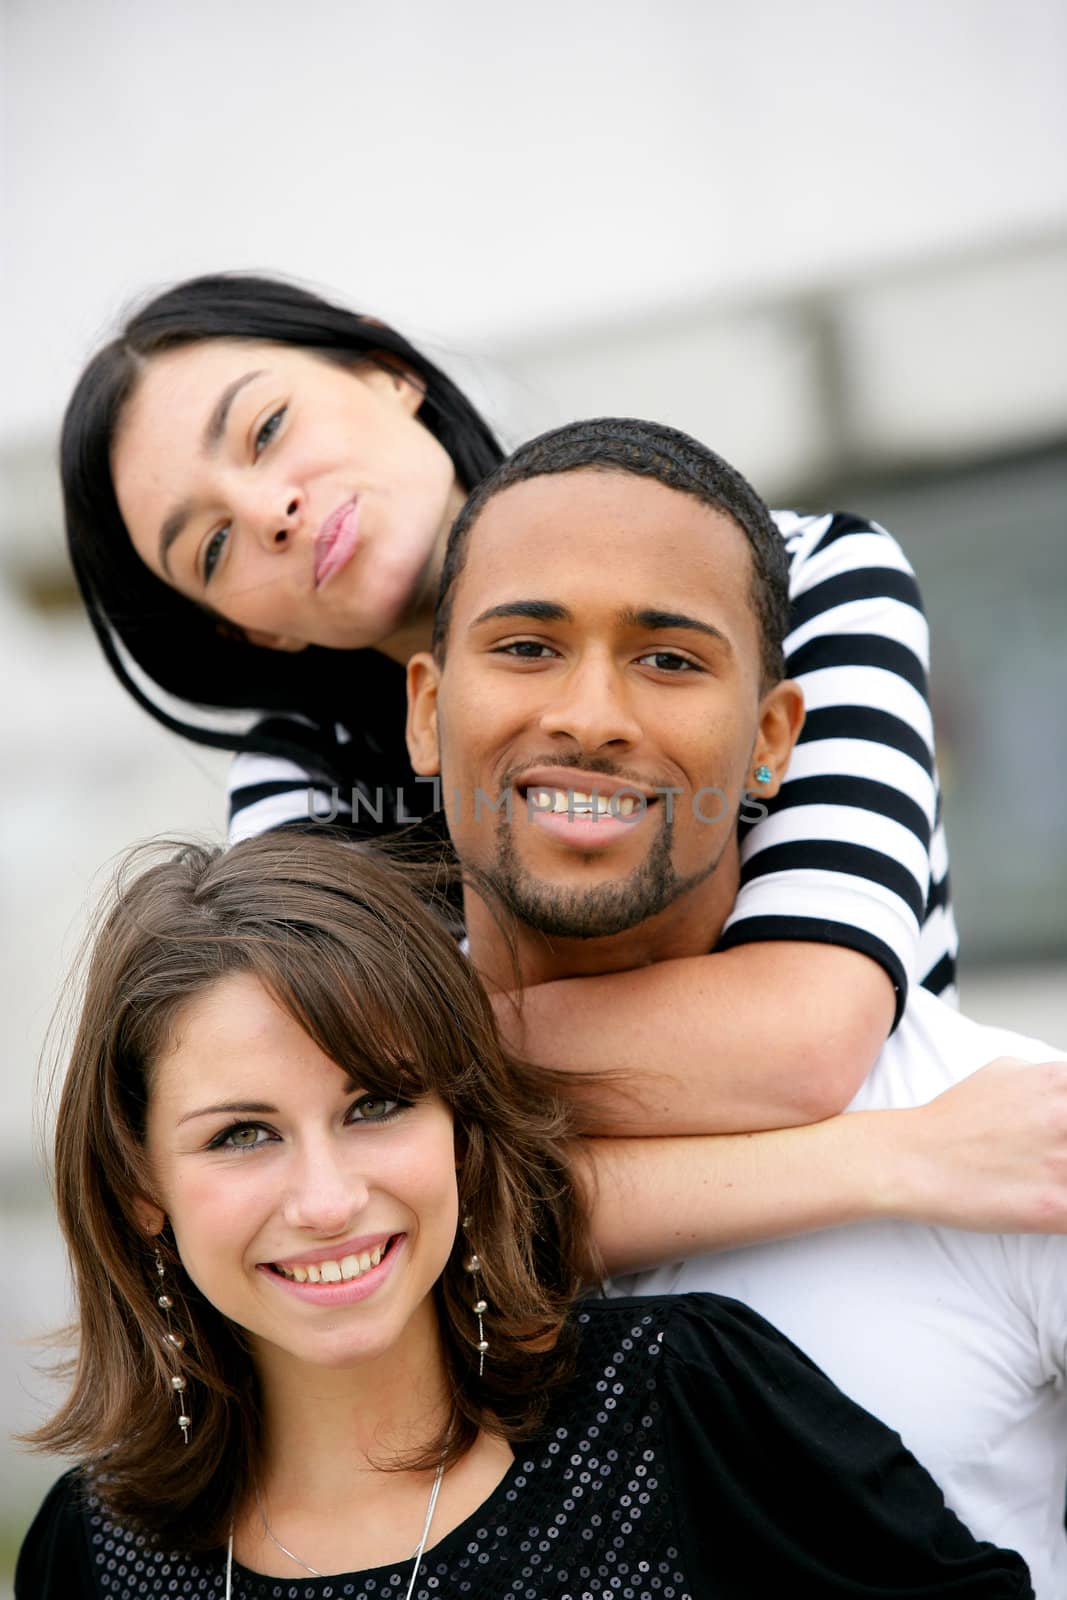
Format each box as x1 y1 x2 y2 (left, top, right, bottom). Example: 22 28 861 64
18 833 1030 1597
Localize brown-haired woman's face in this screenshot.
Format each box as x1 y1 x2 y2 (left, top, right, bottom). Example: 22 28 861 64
140 971 459 1374
111 340 465 658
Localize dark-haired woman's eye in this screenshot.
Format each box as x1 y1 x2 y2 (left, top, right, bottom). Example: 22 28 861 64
254 407 287 458
202 525 229 584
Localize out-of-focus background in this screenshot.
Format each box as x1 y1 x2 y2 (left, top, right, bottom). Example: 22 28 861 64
2 0 1066 1583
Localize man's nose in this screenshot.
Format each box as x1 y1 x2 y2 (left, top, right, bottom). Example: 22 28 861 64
537 653 642 750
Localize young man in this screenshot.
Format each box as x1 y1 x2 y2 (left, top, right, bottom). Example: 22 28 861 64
406 417 1067 1596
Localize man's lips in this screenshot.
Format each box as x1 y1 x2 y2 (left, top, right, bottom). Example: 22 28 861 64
514 768 660 807
314 498 361 587
511 768 660 851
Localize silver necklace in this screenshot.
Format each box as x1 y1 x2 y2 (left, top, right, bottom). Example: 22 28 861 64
225 1461 444 1600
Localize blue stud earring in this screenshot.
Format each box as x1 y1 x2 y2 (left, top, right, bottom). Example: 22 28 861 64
754 764 772 785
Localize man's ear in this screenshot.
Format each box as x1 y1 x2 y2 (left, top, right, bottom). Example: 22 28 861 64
133 1197 166 1237
750 679 805 798
406 651 442 775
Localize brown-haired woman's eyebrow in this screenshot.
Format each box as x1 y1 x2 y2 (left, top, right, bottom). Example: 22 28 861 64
178 1100 277 1126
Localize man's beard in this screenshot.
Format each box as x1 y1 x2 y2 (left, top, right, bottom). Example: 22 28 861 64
483 800 719 940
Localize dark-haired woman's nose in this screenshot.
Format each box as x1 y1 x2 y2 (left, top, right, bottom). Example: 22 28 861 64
249 489 302 551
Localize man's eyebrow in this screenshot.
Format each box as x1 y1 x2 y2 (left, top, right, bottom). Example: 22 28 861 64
156 370 265 577
470 600 572 628
622 607 732 650
177 1100 277 1126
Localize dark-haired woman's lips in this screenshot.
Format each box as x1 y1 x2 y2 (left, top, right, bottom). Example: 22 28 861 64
314 498 361 587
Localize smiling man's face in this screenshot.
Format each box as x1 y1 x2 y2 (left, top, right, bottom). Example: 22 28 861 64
407 468 801 968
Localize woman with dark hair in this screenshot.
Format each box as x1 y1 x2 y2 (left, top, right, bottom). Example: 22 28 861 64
17 832 1031 1596
62 272 956 1150
63 273 501 788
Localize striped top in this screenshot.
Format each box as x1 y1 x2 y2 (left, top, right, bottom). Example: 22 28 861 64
227 509 958 1019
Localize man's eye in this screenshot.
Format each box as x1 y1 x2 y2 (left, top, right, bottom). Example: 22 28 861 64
637 651 697 673
202 525 230 584
497 641 556 659
254 407 286 458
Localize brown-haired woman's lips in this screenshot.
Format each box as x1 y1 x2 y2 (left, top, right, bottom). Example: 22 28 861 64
267 1229 398 1271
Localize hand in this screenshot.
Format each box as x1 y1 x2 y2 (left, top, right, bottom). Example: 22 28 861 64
899 1056 1067 1232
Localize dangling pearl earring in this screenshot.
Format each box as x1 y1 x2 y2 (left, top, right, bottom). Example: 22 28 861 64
462 1217 490 1377
154 1249 191 1443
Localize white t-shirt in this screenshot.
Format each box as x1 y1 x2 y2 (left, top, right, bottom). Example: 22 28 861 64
611 989 1067 1598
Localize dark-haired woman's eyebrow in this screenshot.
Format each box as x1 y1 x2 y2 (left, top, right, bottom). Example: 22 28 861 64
158 500 195 578
178 1099 277 1126
157 370 266 576
203 371 265 453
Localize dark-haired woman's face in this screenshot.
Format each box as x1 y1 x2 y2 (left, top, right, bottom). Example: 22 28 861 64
112 341 465 658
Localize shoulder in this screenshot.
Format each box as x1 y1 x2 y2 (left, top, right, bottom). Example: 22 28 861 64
229 712 341 776
773 507 924 622
771 507 912 570
17 1468 221 1598
570 1291 806 1387
863 988 1065 1107
16 1469 96 1597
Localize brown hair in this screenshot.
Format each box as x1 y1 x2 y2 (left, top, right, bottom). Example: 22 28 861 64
27 831 587 1549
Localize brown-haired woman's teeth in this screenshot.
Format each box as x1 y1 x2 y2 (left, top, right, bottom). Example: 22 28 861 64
275 1244 384 1283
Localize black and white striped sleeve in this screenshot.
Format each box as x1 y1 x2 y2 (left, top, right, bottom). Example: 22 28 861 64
226 717 350 843
718 510 959 1022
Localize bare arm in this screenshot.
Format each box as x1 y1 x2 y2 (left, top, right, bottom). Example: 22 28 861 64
573 1055 1067 1276
499 941 895 1135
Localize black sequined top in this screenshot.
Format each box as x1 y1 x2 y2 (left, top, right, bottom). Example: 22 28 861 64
17 1295 1031 1599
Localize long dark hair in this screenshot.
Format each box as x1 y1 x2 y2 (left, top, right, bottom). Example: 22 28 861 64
62 273 504 772
26 831 585 1548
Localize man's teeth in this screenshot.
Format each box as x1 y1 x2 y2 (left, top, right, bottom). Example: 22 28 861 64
275 1243 385 1284
530 787 642 817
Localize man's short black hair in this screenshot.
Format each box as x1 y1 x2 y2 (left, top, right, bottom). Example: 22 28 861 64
433 416 790 685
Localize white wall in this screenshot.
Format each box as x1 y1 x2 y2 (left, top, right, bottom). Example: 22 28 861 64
4 0 1067 444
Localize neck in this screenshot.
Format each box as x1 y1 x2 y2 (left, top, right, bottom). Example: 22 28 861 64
376 480 467 667
464 848 741 992
253 1304 450 1504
